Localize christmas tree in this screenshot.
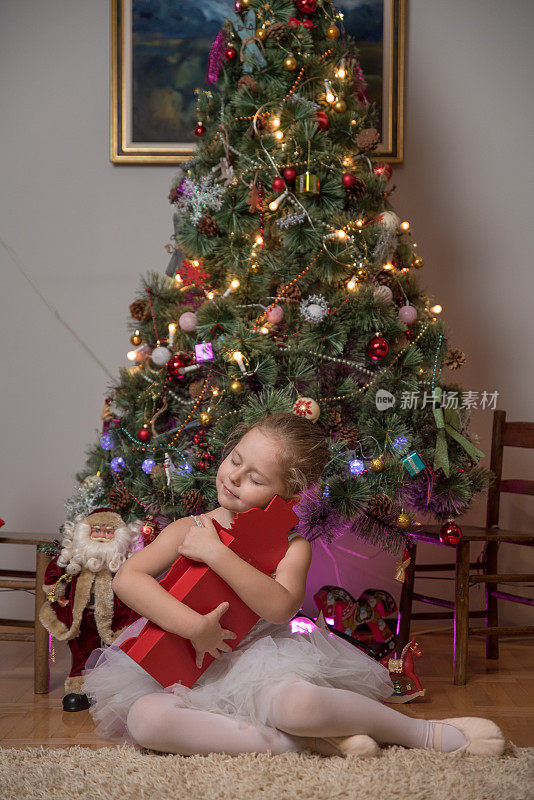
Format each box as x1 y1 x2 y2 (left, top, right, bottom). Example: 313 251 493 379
68 0 492 556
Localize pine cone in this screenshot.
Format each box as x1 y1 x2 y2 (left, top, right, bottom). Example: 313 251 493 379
197 214 220 237
188 379 204 398
279 281 302 301
368 493 393 517
107 485 131 511
181 488 203 515
334 424 360 448
238 75 258 95
444 348 466 369
129 299 151 322
374 270 394 287
356 128 381 152
265 21 286 40
345 176 367 200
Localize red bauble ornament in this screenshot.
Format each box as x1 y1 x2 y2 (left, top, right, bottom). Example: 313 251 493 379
439 520 463 546
295 0 317 12
283 166 296 182
194 123 206 137
167 351 190 379
405 328 416 341
366 334 390 360
137 426 152 443
272 176 286 192
316 110 329 131
342 172 356 188
373 163 393 181
225 47 237 61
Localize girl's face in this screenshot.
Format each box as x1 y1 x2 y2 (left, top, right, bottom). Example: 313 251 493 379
216 428 295 513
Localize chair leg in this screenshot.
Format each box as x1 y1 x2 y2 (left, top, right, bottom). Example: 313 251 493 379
395 538 416 656
454 539 470 685
485 540 499 660
34 549 51 694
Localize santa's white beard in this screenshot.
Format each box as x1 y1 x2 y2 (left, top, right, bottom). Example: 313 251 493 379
58 523 137 575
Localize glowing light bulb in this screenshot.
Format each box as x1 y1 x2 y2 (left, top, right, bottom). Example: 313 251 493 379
336 66 346 79
355 219 364 227
212 387 219 396
255 235 264 246
260 326 269 334
207 291 214 300
273 130 284 140
168 323 176 347
400 221 410 231
347 276 357 291
383 262 394 270
324 79 336 103
174 274 183 284
231 279 240 289
192 260 200 267
127 350 137 361
336 229 347 239
271 116 280 129
343 156 353 167
431 304 442 314
233 351 247 373
269 200 279 211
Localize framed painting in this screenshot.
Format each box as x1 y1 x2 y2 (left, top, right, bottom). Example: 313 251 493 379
110 0 405 164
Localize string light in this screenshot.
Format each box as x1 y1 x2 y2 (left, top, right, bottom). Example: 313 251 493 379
336 229 347 240
168 323 176 347
273 130 284 140
347 276 357 291
335 58 346 79
232 351 247 374
430 304 442 314
260 326 269 334
400 221 410 231
127 344 145 361
255 234 264 246
324 79 336 103
222 279 240 297
269 189 288 211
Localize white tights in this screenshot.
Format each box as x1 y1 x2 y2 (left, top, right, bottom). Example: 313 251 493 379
125 680 466 756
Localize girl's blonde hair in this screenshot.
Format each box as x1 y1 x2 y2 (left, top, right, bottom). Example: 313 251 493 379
221 411 330 497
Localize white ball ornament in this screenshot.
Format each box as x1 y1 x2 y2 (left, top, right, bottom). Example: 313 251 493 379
300 294 329 323
374 210 400 232
373 285 393 303
151 346 172 366
179 312 198 332
398 304 418 324
292 397 320 422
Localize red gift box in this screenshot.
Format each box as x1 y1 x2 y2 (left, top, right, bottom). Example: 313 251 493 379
120 495 299 688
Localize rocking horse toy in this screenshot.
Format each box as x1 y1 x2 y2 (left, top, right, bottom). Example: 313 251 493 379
380 637 426 703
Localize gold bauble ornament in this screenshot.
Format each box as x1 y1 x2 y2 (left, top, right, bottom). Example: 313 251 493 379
356 267 368 280
199 411 212 426
413 256 424 268
333 99 347 113
283 55 297 70
397 512 411 529
370 457 385 472
130 332 142 346
241 0 251 6
326 25 340 39
229 379 244 394
256 27 267 41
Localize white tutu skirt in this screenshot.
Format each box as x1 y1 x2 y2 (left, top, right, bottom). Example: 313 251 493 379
82 614 395 745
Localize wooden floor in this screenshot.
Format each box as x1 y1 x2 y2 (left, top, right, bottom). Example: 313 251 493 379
1 627 533 750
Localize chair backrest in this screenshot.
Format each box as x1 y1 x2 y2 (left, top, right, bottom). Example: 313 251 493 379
486 410 534 528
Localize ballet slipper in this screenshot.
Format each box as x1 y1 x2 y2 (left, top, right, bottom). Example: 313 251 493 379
430 716 505 756
322 733 381 758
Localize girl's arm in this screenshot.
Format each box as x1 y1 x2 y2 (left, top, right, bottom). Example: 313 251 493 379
206 536 312 625
111 517 205 639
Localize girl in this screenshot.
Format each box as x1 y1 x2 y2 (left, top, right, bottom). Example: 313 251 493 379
82 411 505 758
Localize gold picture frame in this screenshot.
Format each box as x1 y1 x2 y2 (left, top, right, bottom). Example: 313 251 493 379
110 0 405 165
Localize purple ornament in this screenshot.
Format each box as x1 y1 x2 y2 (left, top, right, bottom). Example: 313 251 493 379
179 311 198 332
142 458 156 475
206 29 228 85
398 304 418 324
195 341 214 361
349 458 365 476
100 432 115 451
110 456 125 472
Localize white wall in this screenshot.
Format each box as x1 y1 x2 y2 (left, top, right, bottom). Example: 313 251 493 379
1 0 533 632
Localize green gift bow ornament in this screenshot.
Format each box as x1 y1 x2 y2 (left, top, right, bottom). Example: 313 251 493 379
432 387 485 477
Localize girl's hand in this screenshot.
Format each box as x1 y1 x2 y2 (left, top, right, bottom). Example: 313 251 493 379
190 601 237 669
177 514 225 565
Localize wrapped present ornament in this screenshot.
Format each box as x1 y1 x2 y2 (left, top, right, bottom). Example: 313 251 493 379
296 171 320 194
402 450 425 476
120 495 299 688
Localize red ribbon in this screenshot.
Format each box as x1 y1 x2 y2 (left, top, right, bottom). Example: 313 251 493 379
288 16 314 28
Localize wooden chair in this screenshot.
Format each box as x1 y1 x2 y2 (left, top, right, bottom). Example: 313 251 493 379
0 533 55 693
396 409 534 684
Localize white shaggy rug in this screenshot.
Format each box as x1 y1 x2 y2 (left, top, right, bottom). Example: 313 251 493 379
1 742 532 800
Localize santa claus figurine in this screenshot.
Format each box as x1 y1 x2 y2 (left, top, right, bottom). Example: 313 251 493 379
39 507 143 712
